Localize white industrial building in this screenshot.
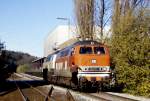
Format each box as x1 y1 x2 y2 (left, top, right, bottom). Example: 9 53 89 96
44 25 110 57
44 25 78 57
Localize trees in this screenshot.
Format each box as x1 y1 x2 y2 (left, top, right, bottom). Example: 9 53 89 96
74 0 150 96
94 0 112 43
17 64 31 73
74 0 95 40
111 0 150 96
0 43 17 80
73 0 150 96
74 0 111 42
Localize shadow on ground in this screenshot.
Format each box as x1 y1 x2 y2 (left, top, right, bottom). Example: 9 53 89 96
0 79 49 96
70 84 124 93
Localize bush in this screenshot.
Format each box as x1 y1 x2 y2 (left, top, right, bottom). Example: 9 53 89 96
111 7 150 96
17 64 31 73
137 81 150 97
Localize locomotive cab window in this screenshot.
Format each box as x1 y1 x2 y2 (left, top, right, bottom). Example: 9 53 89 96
94 47 105 54
79 47 92 54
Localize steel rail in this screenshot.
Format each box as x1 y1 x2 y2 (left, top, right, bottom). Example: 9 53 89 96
45 86 54 101
13 77 29 101
16 73 139 101
18 73 108 101
13 73 53 101
18 73 53 100
52 85 137 101
94 92 138 101
21 80 52 101
53 85 110 101
66 89 76 101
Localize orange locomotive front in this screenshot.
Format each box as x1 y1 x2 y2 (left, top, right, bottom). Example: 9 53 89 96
69 41 113 88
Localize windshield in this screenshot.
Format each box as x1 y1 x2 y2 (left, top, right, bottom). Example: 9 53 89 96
94 47 105 54
80 47 92 54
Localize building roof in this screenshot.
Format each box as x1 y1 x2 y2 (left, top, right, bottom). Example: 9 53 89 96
32 57 45 63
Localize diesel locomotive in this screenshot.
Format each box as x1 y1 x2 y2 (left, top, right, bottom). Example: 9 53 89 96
43 40 115 90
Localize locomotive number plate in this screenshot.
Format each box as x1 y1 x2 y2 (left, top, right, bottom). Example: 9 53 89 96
91 59 96 64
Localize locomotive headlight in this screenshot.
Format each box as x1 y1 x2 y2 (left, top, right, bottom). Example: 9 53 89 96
106 67 110 71
103 67 107 71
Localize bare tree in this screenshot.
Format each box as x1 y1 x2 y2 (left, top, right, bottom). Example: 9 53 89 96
112 0 121 35
100 0 105 40
74 0 95 40
112 0 148 35
95 0 112 43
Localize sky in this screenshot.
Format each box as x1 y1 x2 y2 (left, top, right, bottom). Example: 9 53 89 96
0 0 74 57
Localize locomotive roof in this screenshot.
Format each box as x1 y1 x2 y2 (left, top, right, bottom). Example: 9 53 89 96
71 40 101 46
62 40 102 50
46 40 102 57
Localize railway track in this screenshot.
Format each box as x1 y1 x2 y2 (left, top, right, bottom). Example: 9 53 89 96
12 73 76 101
12 75 52 101
89 92 137 101
50 85 137 101
13 81 27 101
14 73 149 101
